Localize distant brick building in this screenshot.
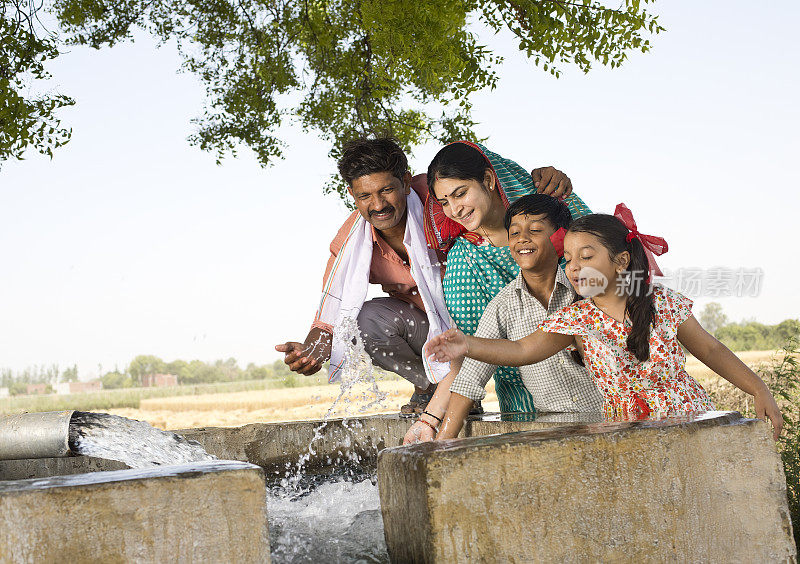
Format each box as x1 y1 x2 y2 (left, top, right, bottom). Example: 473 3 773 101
141 373 179 387
54 381 103 395
26 384 48 395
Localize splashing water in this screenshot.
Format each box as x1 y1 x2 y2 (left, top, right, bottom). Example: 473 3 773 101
269 316 392 561
68 411 216 469
268 469 388 563
65 317 393 561
280 316 388 494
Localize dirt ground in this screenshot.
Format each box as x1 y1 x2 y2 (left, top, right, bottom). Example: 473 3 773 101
110 351 778 430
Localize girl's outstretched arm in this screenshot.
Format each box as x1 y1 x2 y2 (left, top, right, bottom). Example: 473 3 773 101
677 315 783 439
427 327 573 367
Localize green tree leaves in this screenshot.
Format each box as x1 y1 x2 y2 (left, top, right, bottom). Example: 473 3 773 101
0 1 74 164
700 302 800 352
4 0 662 196
699 302 729 335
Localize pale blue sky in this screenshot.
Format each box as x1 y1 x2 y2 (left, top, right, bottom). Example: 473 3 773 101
1 0 798 377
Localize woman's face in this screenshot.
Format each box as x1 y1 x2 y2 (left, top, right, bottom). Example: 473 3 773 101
432 171 496 232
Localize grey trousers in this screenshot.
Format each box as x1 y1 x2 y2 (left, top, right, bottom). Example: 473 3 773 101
356 297 431 389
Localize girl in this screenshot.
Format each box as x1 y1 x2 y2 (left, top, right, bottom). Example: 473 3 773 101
427 205 783 439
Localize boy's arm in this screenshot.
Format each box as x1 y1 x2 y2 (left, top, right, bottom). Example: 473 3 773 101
425 298 505 441
677 315 783 439
436 392 474 440
434 359 495 440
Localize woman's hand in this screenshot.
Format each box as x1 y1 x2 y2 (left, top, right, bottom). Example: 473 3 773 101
403 420 436 445
425 328 468 363
754 388 784 440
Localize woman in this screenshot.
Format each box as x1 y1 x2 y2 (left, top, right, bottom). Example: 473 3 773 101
405 141 592 442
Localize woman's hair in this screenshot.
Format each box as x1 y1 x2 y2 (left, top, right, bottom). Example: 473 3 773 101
338 137 408 186
568 214 655 362
503 194 572 231
426 143 489 196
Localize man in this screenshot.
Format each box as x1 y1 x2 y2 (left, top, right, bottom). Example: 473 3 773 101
276 138 573 414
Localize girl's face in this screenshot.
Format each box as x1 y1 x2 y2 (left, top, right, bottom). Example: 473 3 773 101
432 170 497 232
563 231 629 298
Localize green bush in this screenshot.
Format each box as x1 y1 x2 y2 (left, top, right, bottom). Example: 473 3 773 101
283 372 299 388
705 338 800 548
714 318 800 352
765 339 800 549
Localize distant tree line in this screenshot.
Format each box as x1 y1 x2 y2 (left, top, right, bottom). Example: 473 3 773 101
1 357 300 395
99 355 298 390
699 303 800 351
0 364 78 395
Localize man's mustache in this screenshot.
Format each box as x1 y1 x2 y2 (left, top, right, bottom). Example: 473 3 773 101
369 206 395 217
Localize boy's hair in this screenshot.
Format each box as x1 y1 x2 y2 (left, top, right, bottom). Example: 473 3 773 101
568 214 656 362
337 137 408 186
503 194 573 232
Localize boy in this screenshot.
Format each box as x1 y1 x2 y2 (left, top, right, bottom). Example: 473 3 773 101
409 194 602 441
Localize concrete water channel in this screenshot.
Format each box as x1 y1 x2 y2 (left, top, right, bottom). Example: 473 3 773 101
0 411 796 562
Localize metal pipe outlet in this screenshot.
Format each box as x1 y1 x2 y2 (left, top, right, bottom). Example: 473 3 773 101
0 410 75 460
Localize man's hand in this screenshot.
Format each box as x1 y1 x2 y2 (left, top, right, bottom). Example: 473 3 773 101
531 166 573 199
425 327 468 363
275 327 332 376
754 388 784 440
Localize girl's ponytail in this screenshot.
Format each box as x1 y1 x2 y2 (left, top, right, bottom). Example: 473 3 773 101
624 237 656 362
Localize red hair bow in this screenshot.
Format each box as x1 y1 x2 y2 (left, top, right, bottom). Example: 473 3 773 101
613 203 668 281
550 227 566 258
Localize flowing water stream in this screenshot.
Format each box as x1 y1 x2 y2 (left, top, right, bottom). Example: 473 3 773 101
67 317 395 562
68 411 216 468
268 316 391 562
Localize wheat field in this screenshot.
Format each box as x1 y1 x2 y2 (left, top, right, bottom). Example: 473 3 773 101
108 351 778 430
109 379 500 430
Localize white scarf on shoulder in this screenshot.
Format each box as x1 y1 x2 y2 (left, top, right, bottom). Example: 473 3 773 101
315 190 452 383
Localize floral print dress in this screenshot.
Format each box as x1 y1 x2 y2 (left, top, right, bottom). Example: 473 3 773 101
540 285 714 417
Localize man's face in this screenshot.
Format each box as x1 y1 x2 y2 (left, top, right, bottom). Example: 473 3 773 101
350 172 411 232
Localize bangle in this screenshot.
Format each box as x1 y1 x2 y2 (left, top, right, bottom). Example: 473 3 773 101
422 410 443 424
417 418 438 433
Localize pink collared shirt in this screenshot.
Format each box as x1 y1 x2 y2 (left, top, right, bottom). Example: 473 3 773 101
312 175 444 333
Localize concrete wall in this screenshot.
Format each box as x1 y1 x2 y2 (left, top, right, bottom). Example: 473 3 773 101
6 412 792 562
0 412 549 483
178 415 412 475
378 412 796 563
177 413 601 475
0 455 128 481
0 460 270 564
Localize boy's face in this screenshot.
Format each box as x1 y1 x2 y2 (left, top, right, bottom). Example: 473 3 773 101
507 212 559 272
